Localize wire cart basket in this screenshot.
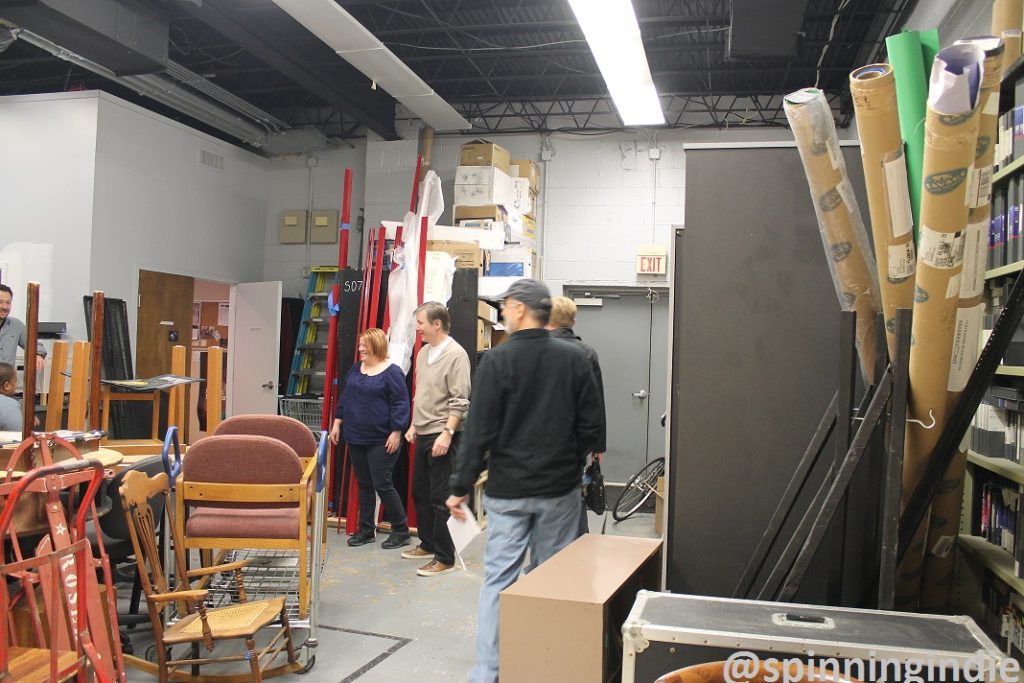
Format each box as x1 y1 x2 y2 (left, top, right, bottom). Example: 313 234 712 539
279 397 325 436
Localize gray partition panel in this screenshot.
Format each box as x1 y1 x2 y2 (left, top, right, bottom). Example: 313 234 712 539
668 145 870 601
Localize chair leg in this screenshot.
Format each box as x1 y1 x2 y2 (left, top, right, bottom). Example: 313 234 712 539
247 638 262 682
299 545 308 620
281 607 297 664
128 565 143 624
191 642 200 677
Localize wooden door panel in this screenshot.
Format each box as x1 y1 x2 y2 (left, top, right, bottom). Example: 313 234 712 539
136 270 194 378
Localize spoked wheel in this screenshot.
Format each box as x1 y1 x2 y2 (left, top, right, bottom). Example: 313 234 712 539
612 457 665 522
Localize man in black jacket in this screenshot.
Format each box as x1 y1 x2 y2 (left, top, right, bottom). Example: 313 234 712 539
447 278 602 683
547 295 607 536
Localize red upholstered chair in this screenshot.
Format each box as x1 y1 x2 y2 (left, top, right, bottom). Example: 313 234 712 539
213 414 317 468
213 413 327 565
176 435 317 619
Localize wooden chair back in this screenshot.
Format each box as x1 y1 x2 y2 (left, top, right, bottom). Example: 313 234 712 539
119 471 187 623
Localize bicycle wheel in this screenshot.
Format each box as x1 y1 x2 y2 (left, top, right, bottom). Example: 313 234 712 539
612 457 665 522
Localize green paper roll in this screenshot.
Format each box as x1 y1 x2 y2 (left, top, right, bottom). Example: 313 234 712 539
920 29 939 78
886 30 932 244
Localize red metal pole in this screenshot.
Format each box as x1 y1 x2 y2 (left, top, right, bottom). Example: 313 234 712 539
406 216 430 527
368 226 386 329
325 168 353 507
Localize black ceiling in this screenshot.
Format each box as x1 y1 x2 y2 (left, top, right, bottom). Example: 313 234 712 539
0 0 919 147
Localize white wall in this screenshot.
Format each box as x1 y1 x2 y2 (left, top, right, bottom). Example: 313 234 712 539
91 92 269 353
0 92 98 342
264 141 367 298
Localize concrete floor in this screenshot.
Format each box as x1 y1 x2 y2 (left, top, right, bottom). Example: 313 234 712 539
122 511 659 682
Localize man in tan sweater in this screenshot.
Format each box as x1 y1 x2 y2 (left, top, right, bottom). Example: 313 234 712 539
403 301 472 576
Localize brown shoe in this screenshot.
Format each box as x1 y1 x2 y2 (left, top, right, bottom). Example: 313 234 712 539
401 545 434 560
417 560 456 577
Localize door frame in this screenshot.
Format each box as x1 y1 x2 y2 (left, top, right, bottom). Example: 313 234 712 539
563 284 671 479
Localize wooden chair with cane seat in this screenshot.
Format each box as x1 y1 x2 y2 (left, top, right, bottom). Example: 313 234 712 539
175 434 317 619
120 469 300 683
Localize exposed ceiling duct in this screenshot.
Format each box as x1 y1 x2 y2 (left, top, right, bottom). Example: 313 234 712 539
0 0 168 75
269 0 470 132
13 28 271 146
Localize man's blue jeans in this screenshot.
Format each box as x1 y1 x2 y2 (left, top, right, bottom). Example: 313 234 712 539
469 488 581 683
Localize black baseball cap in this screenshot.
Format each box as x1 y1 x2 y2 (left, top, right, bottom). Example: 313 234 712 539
496 278 552 312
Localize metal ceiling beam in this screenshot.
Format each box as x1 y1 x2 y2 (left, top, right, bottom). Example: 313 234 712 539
176 0 398 140
367 11 898 38
428 65 853 87
395 40 878 64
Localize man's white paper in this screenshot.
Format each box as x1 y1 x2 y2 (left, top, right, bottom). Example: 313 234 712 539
447 503 481 556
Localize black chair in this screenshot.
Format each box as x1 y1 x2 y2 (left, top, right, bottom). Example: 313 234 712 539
87 455 167 636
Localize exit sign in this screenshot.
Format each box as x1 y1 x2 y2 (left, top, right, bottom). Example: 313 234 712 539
636 244 668 275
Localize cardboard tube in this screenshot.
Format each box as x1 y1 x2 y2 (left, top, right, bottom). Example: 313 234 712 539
993 0 1024 71
896 43 985 611
920 37 1005 613
785 88 881 383
850 64 917 360
1003 30 1023 73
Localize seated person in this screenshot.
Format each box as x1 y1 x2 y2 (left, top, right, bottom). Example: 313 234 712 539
0 363 21 431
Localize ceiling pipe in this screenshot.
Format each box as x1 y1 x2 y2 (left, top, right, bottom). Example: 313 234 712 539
14 27 269 146
162 60 289 132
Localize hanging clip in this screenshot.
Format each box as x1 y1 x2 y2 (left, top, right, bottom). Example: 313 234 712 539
851 408 935 429
906 409 936 429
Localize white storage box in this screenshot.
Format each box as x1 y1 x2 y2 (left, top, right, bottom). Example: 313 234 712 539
622 591 1008 683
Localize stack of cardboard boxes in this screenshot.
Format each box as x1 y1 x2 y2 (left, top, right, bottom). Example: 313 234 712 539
428 139 542 352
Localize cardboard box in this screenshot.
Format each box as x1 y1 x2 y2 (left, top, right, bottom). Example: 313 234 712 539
426 240 484 271
477 319 497 351
500 535 662 683
525 189 538 220
487 247 536 278
454 205 508 223
510 159 541 192
455 165 510 186
428 223 506 250
654 476 665 535
454 167 515 207
510 177 533 216
478 300 499 324
505 214 537 243
460 139 511 172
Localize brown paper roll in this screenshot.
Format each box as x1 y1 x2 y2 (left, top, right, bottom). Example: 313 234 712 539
785 89 881 383
920 37 1005 613
896 45 984 611
850 64 917 361
993 0 1024 34
1003 30 1022 73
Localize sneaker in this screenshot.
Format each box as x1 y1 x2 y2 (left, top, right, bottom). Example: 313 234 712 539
381 532 412 549
401 545 434 560
347 531 376 547
417 560 456 577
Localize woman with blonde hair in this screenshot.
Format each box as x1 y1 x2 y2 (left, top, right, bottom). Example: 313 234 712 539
330 328 412 548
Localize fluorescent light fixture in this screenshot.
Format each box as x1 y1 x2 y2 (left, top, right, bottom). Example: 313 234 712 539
271 0 470 131
567 0 665 126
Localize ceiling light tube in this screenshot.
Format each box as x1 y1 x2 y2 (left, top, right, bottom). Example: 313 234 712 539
567 0 665 126
271 0 469 131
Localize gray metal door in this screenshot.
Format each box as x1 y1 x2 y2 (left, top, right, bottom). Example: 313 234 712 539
567 287 669 483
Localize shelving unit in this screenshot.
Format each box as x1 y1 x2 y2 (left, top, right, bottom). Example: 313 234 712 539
987 261 1024 280
968 450 1024 486
959 535 1024 596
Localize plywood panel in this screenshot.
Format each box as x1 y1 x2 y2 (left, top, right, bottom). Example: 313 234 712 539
136 270 194 378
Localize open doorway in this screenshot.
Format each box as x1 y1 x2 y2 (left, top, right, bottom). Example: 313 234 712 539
136 270 231 443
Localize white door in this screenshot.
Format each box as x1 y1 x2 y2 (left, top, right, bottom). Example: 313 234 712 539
226 281 282 416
